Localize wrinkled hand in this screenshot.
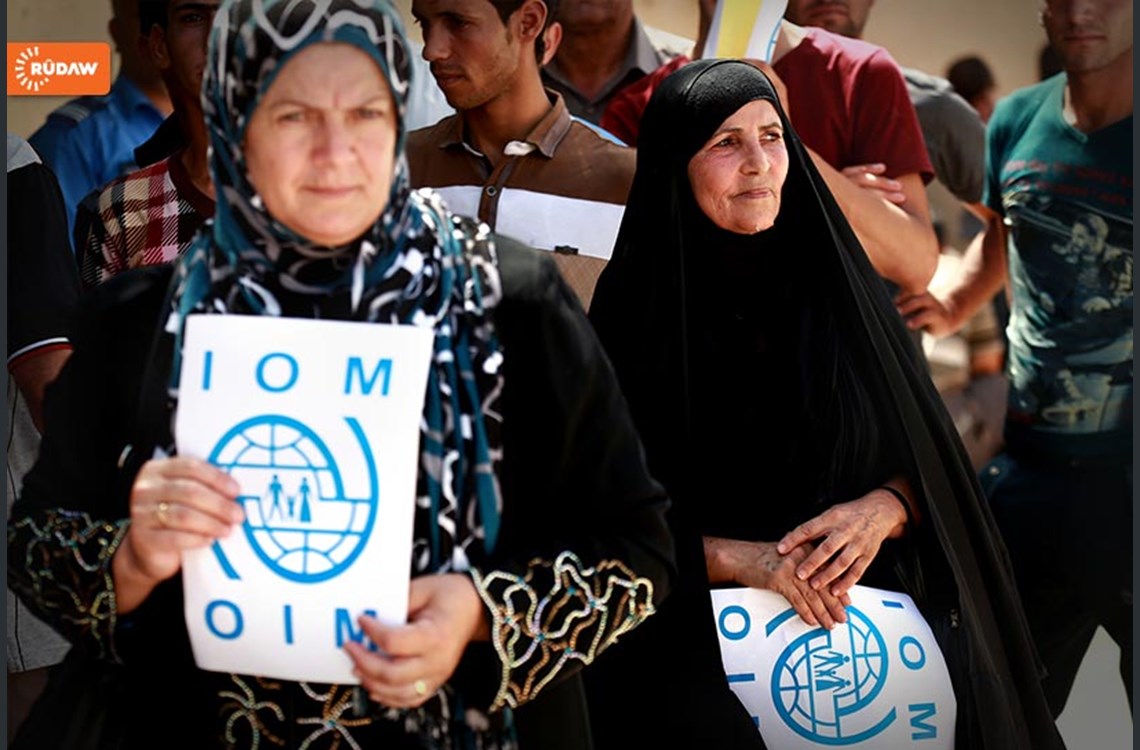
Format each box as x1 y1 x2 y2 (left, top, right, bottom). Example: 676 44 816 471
347 574 488 709
841 163 906 204
777 490 908 599
708 538 848 629
120 457 242 585
895 290 959 336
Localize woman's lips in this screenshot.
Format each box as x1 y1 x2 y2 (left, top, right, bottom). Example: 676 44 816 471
306 186 358 198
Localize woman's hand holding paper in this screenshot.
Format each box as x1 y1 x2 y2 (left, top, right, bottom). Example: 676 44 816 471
348 573 489 709
113 457 242 614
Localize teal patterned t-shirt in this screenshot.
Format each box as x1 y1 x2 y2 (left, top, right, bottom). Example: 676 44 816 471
984 74 1132 457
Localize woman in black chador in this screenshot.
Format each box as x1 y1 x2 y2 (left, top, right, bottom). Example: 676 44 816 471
585 59 1065 750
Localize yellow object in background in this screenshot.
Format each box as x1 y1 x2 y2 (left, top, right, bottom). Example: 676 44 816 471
703 0 788 62
713 0 765 58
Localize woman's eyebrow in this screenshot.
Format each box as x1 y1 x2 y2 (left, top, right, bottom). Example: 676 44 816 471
264 94 390 109
707 121 783 140
709 125 744 138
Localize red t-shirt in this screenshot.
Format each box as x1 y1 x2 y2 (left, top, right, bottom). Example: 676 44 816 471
602 29 933 184
601 55 690 146
773 28 933 182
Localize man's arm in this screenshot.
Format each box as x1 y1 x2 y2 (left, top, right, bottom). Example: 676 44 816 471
750 58 939 294
896 202 1008 336
10 350 72 433
7 154 82 430
810 152 939 294
924 90 986 205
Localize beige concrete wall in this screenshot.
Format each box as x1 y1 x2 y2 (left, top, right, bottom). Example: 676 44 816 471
7 0 118 138
8 0 1047 137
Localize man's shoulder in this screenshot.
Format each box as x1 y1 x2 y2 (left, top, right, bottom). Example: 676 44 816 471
406 116 461 176
42 94 115 128
562 121 634 160
988 77 1063 156
7 134 40 172
407 116 469 191
802 27 892 66
408 115 457 148
785 28 905 98
27 96 111 160
555 122 636 196
993 77 1062 126
904 68 979 122
902 67 954 98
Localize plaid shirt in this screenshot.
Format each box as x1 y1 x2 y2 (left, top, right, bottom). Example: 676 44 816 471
78 153 213 289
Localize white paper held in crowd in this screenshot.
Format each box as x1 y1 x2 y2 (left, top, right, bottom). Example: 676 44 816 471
712 585 956 749
702 0 788 62
176 315 434 684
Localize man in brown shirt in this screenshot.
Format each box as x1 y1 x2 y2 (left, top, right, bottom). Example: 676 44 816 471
408 0 635 308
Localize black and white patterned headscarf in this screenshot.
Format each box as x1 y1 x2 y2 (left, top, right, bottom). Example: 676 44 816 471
170 0 506 579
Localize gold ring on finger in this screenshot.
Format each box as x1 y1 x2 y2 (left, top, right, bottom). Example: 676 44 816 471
155 501 172 528
413 679 428 697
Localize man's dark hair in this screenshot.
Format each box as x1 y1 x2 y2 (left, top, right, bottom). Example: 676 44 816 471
488 0 560 63
139 0 170 34
946 55 995 104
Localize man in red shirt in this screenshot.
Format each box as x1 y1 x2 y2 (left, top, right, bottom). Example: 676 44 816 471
765 20 938 294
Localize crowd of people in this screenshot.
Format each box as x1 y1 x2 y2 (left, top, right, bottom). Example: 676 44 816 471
6 0 1131 748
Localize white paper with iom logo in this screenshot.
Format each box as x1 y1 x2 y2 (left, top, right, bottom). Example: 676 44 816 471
175 315 434 684
712 586 955 749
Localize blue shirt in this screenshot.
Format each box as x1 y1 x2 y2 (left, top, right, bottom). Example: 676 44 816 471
29 74 165 241
984 74 1132 458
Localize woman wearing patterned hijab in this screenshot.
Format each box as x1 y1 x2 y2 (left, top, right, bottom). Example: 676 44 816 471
7 2 671 748
586 60 1064 750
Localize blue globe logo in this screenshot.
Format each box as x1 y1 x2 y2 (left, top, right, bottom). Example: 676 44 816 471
771 606 895 744
208 415 378 583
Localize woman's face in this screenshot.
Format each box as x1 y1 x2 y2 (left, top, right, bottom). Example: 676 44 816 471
687 99 788 235
243 43 397 247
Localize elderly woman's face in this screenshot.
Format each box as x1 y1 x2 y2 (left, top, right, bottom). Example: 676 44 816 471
687 99 788 235
244 43 397 247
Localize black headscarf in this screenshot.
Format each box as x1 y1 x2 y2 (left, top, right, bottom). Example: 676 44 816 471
587 60 1064 750
593 59 886 516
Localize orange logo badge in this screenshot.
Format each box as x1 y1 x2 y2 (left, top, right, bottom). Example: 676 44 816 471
7 43 111 96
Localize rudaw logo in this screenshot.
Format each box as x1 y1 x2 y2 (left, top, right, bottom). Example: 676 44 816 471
7 43 110 96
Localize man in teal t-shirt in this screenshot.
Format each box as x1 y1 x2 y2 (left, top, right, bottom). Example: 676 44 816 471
895 0 1132 719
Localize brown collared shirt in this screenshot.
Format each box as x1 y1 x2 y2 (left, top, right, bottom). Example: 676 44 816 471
407 92 635 264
